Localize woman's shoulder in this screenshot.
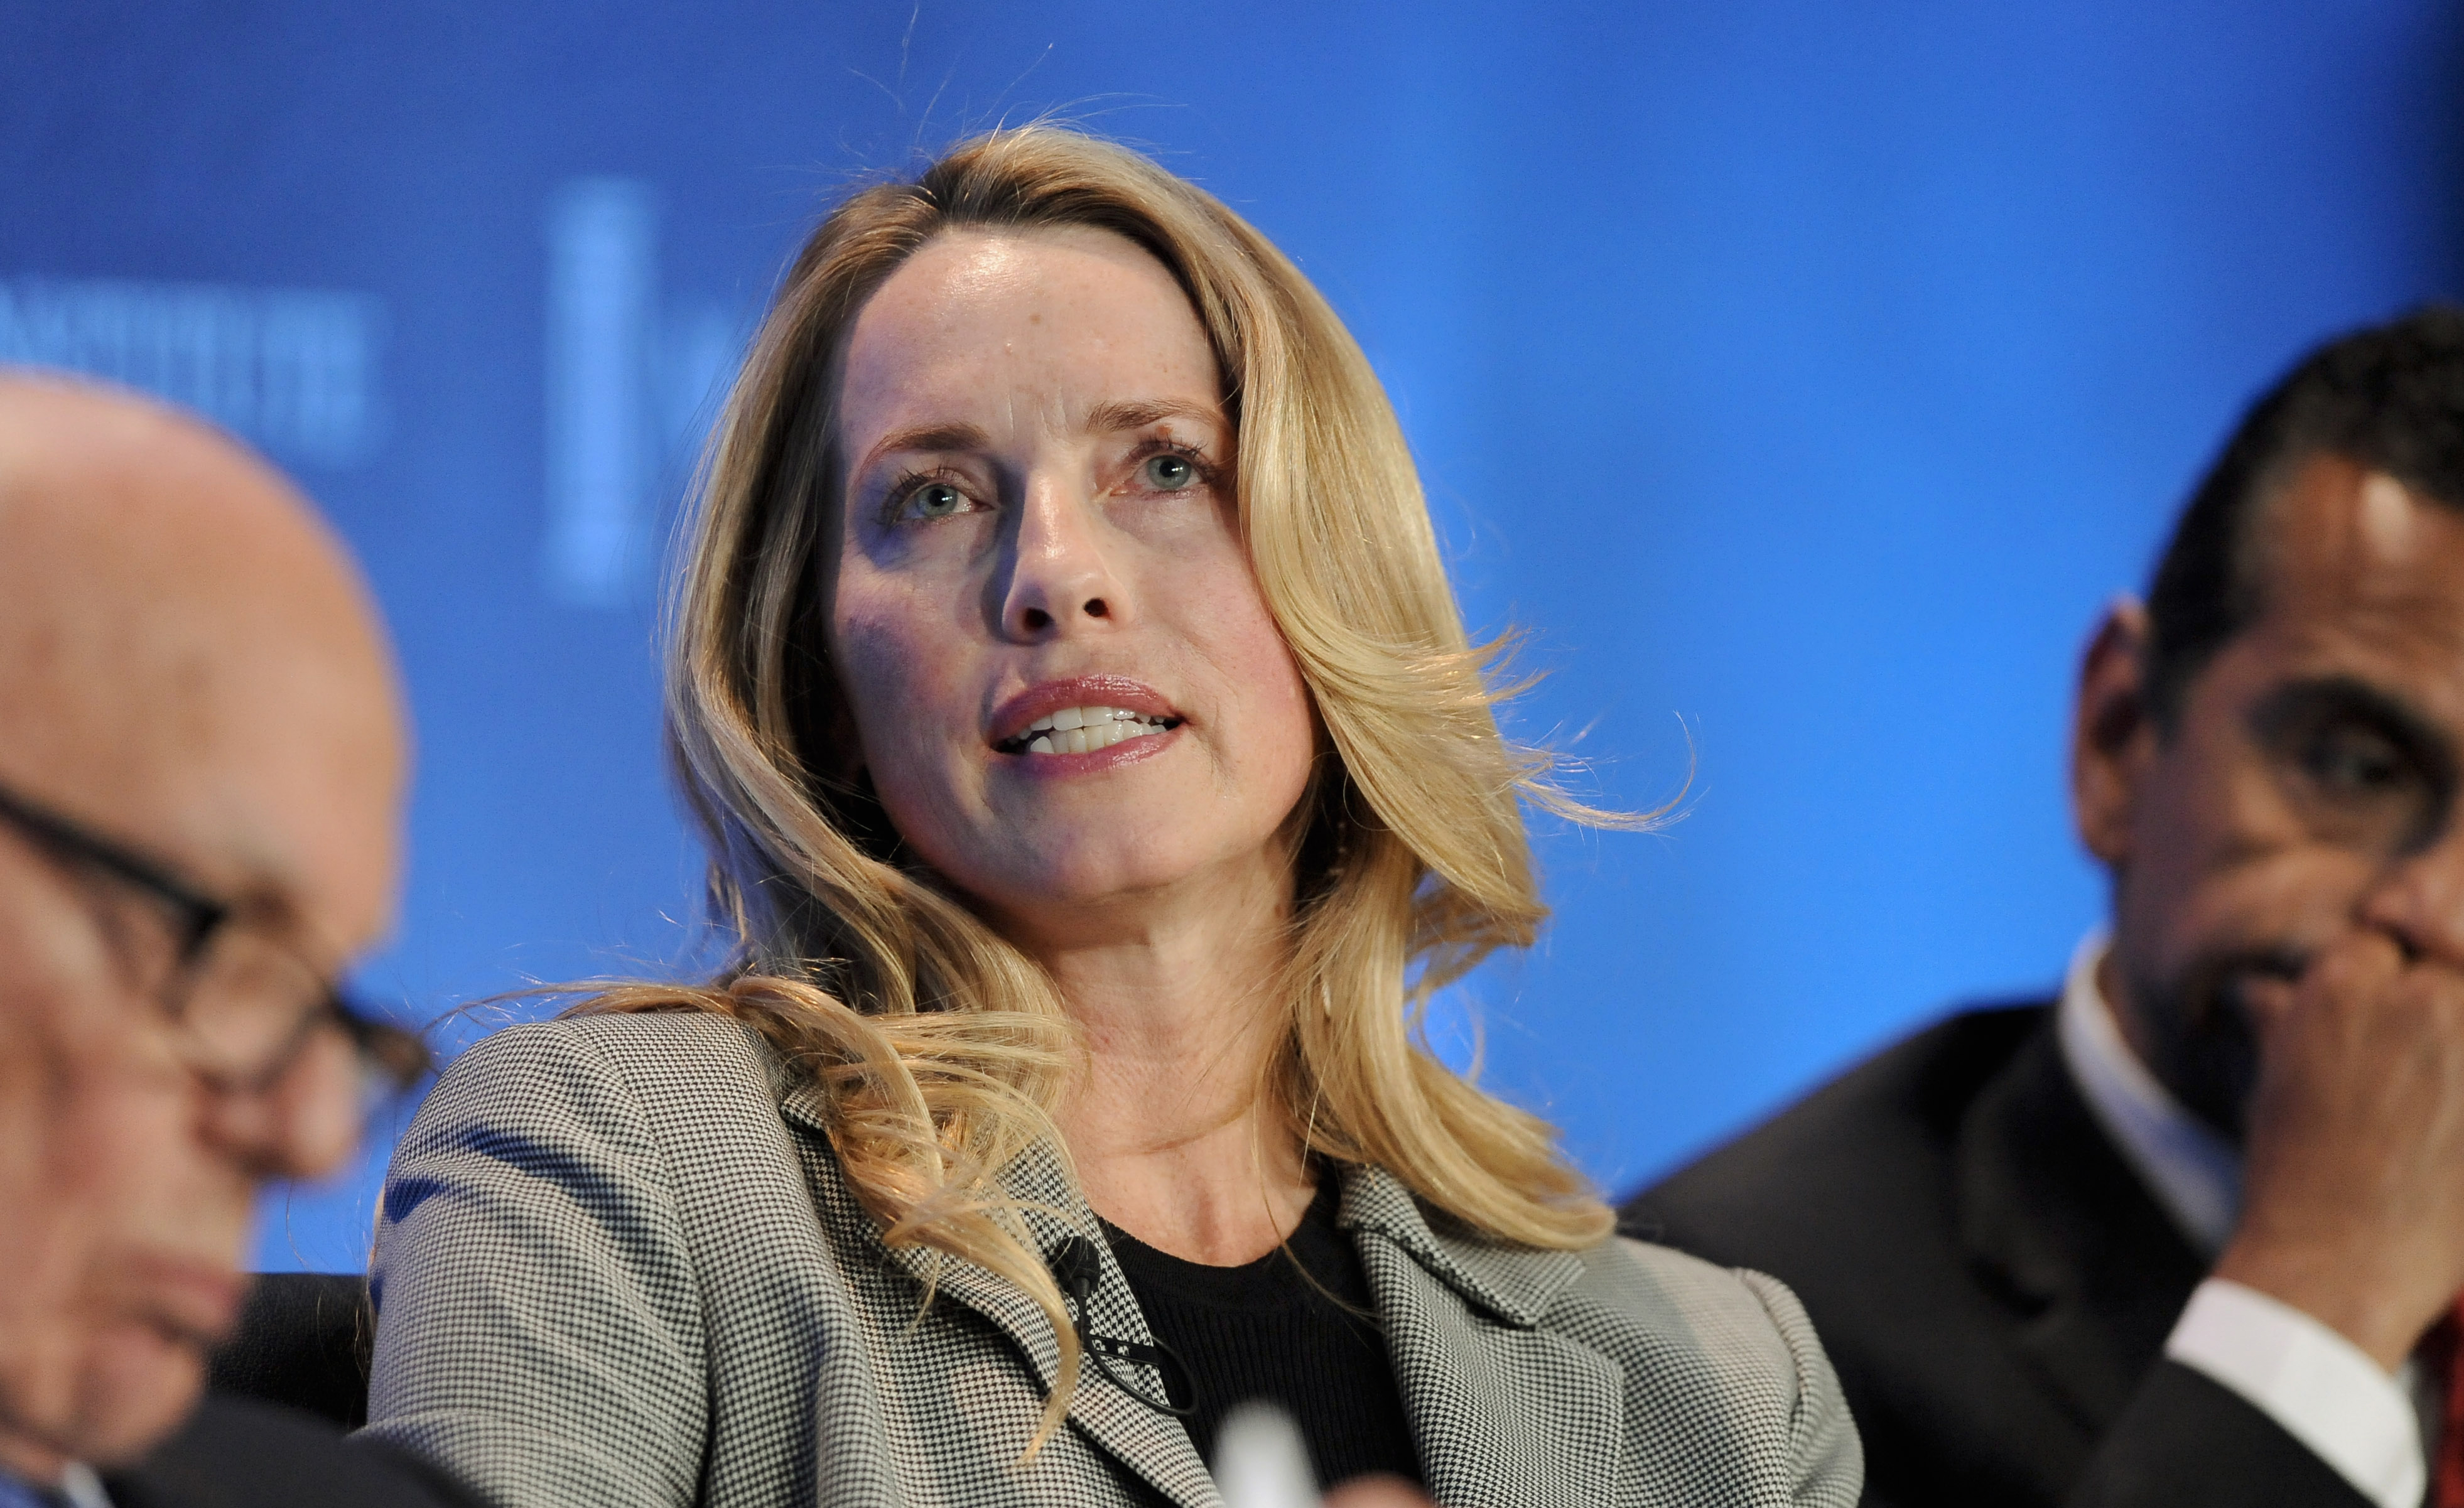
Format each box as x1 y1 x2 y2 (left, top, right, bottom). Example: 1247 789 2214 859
1358 1172 1859 1499
370 1012 857 1508
389 1008 836 1269
1552 1233 1837 1408
1574 1232 1800 1330
417 1008 789 1146
439 1007 775 1089
1347 1166 1827 1393
1544 1235 1861 1504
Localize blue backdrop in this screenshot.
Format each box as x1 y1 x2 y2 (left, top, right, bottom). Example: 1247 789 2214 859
1 2 2455 1271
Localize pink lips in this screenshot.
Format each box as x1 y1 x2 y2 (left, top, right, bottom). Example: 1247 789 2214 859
988 676 1184 773
988 676 1182 747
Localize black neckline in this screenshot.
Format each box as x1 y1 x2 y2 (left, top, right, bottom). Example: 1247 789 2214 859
1098 1178 1350 1308
1096 1172 1417 1488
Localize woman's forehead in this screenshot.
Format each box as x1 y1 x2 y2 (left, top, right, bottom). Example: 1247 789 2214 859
836 227 1219 448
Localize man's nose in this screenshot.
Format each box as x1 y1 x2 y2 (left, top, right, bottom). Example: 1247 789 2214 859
2360 821 2464 967
202 1030 360 1183
996 475 1127 640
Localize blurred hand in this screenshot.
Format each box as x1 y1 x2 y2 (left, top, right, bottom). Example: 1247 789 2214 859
2213 930 2464 1369
1324 1475 1435 1508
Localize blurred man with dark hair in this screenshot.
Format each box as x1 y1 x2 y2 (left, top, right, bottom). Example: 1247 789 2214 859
1629 306 2464 1508
0 374 467 1507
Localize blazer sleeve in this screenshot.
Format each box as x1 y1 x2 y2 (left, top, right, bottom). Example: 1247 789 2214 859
2065 1360 2373 1508
1734 1269 1866 1508
361 1021 711 1508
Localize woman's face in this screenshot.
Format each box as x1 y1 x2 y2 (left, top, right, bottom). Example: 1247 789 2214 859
826 226 1316 941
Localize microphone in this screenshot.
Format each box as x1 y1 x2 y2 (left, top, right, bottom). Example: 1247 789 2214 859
1214 1403 1322 1508
1050 1236 1104 1298
1047 1236 1197 1419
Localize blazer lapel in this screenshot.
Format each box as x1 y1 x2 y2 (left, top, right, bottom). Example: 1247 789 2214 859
1953 1022 2208 1431
778 1091 1220 1508
1341 1168 1624 1507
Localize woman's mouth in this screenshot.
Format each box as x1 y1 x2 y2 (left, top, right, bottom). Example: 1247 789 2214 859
994 704 1182 757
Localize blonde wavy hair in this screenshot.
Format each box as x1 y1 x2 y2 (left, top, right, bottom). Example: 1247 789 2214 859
583 124 1620 1455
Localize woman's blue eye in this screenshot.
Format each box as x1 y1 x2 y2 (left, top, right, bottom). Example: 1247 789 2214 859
908 481 966 518
1141 453 1196 490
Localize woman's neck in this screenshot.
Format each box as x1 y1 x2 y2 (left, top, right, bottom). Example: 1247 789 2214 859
1012 851 1317 1266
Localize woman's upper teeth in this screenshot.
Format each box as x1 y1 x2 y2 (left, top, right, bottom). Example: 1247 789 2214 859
1015 704 1167 756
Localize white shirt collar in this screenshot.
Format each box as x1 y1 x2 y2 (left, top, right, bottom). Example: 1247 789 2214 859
0 1463 110 1508
2055 929 2244 1258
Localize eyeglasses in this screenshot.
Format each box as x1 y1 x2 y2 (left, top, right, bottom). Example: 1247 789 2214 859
0 778 430 1101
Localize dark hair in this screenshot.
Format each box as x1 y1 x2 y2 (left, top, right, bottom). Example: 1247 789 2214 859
2144 305 2464 728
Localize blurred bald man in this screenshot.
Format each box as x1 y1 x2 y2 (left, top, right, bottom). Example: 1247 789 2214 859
0 374 471 1507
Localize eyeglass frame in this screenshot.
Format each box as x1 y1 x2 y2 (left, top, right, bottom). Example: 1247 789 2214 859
0 776 431 1098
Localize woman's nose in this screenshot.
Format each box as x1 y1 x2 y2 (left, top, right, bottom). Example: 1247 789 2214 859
998 480 1127 640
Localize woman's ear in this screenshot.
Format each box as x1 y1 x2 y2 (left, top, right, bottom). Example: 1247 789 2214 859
2072 598 2154 870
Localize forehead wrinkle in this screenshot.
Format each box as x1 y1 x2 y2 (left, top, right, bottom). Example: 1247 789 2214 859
1035 384 1072 443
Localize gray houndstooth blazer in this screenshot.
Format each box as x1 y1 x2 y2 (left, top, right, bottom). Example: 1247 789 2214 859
362 1011 1861 1507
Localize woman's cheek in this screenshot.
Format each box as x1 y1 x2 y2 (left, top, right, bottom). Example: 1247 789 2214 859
832 604 979 825
833 601 920 751
1185 566 1311 754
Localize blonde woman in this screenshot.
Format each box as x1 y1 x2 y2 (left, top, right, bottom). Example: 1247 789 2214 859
363 127 1860 1508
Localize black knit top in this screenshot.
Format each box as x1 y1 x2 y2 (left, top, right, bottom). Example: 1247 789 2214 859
1101 1178 1422 1490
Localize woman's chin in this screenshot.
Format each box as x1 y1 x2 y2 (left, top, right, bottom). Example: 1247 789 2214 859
997 865 1189 921
965 837 1251 927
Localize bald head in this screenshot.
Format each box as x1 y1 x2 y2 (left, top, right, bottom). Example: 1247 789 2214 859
0 373 409 1475
0 375 406 949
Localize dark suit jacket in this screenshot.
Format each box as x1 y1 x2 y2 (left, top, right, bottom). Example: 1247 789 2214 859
104 1396 480 1508
1623 1003 2371 1508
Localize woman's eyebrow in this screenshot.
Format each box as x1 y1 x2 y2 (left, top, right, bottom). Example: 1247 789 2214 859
855 422 989 478
1084 397 1221 434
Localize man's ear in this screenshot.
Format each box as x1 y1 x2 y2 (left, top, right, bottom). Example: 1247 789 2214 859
2072 598 2155 868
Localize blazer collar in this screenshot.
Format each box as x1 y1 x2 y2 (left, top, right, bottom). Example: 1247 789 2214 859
1335 1163 1588 1327
1952 1015 2208 1430
784 1085 1622 1507
778 1092 1221 1508
1339 1165 1626 1506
